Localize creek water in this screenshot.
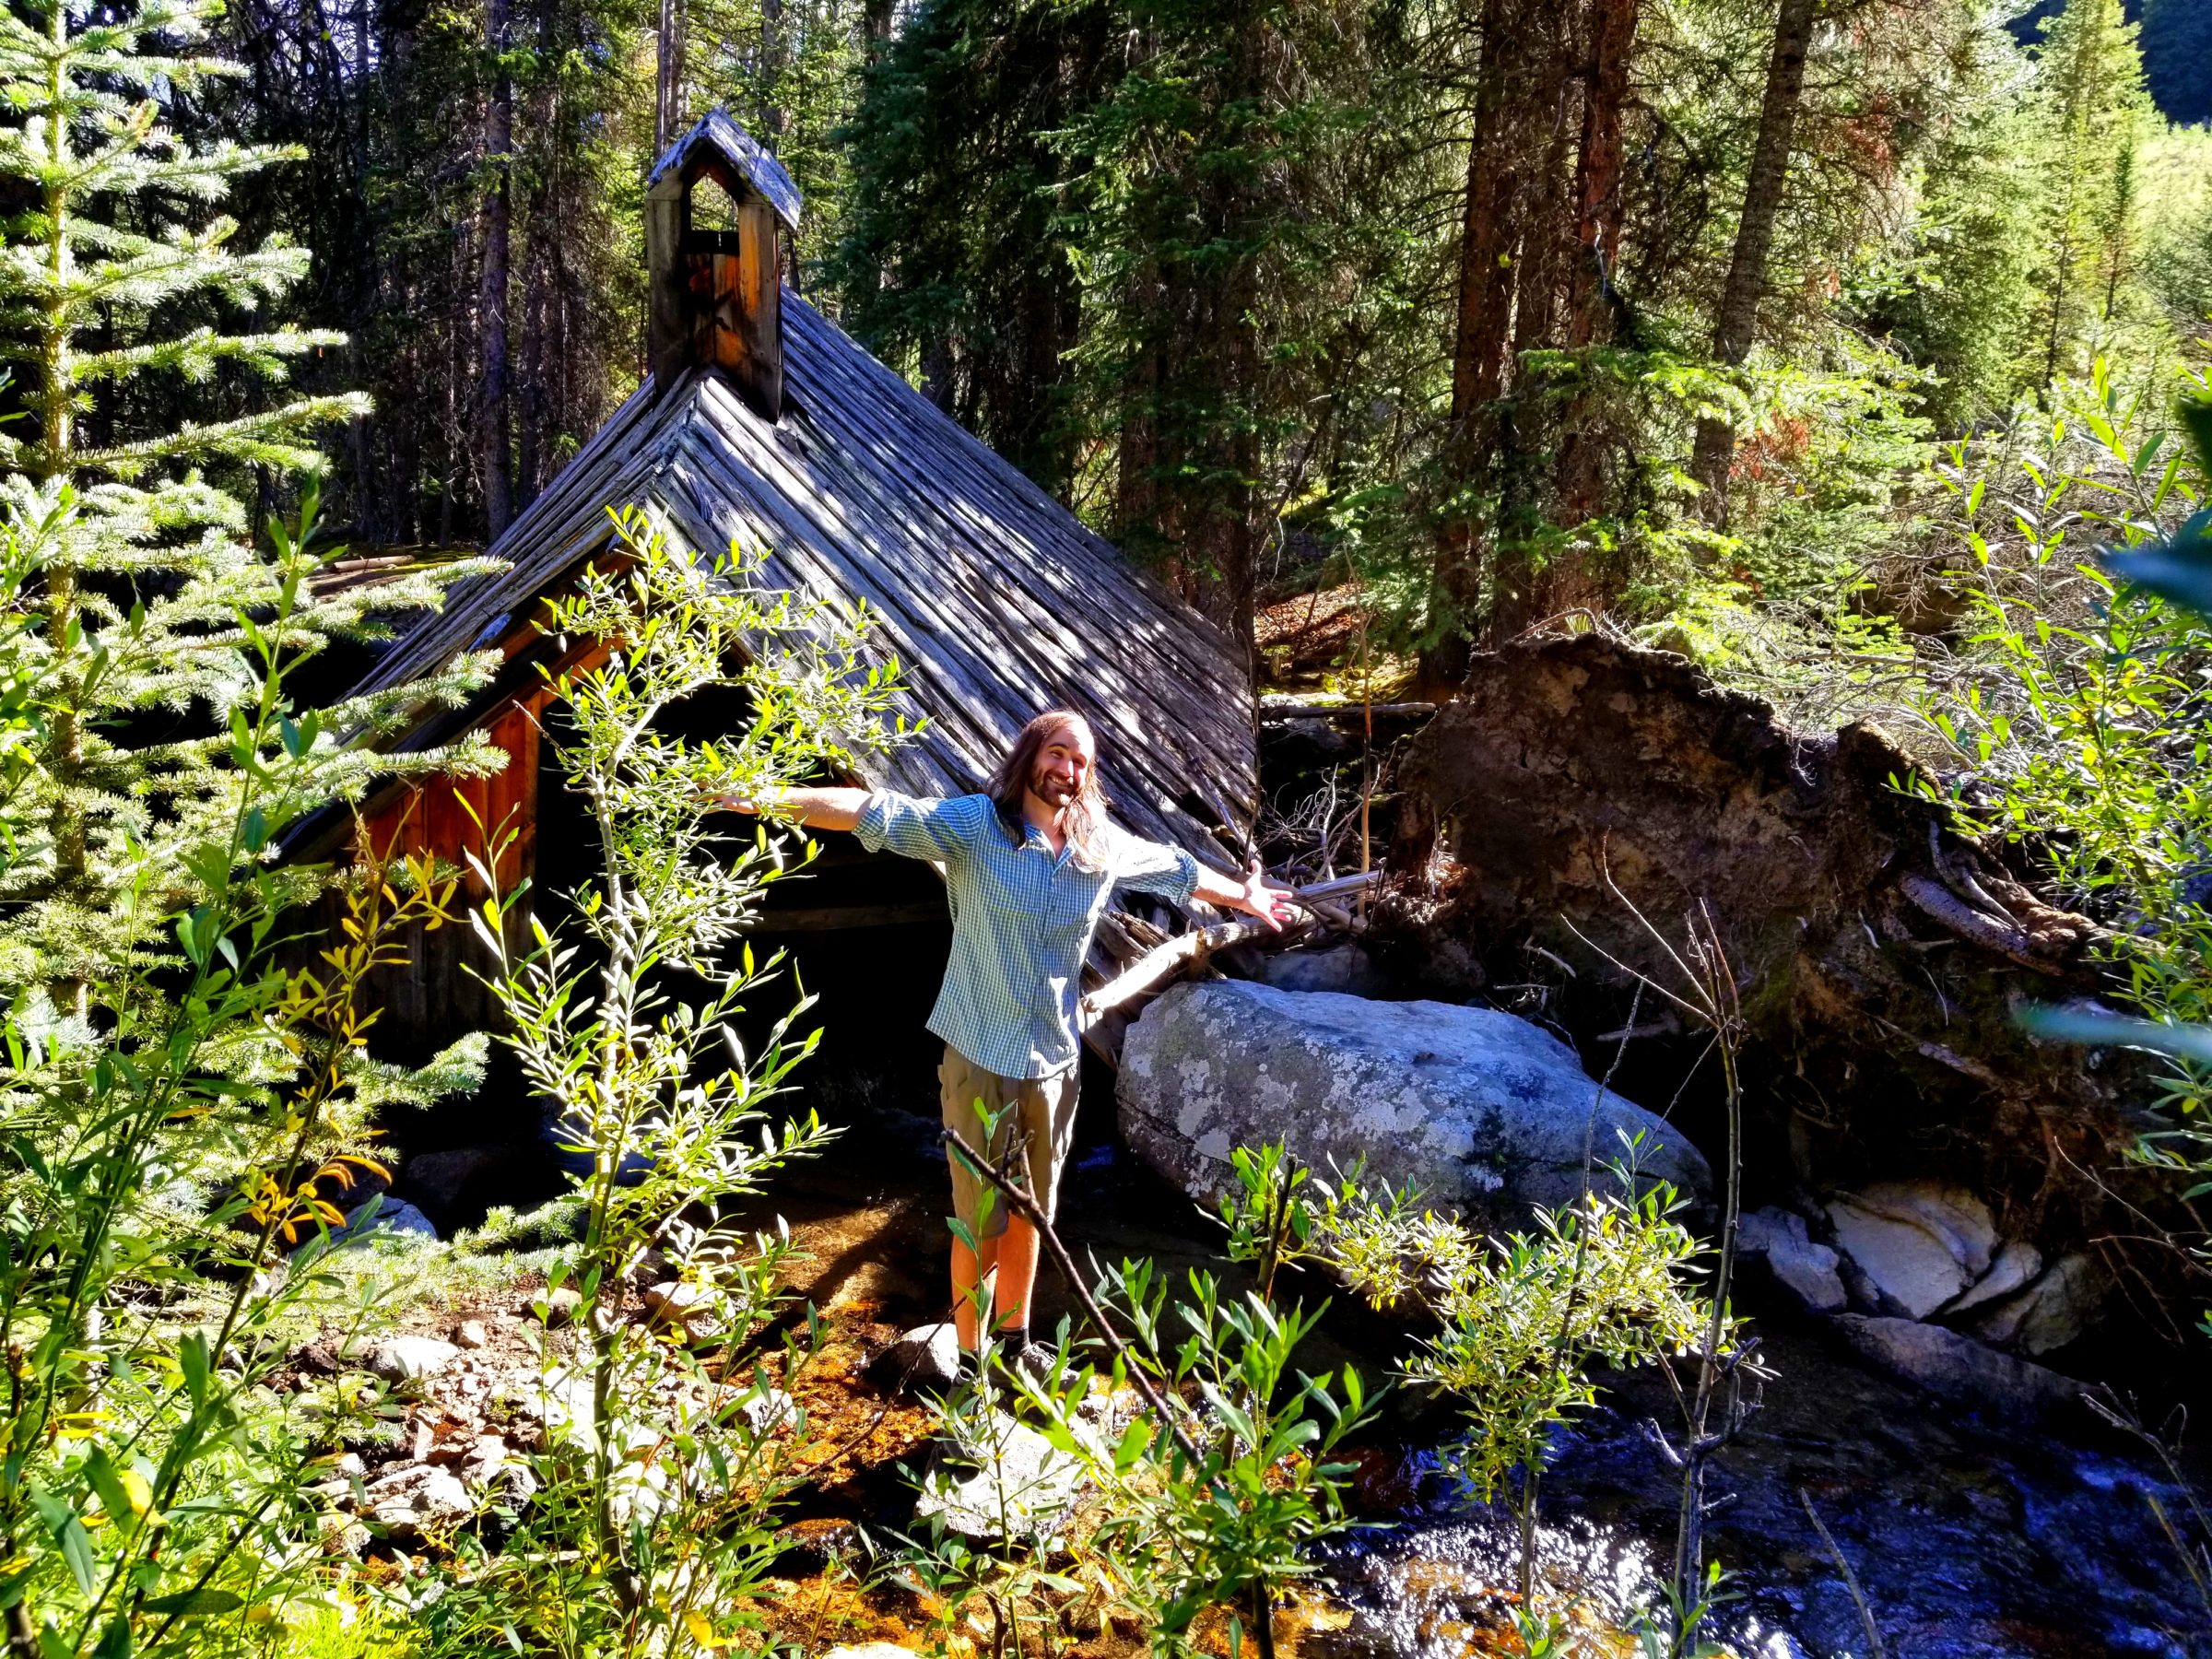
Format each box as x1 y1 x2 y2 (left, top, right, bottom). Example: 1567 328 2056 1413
1307 1321 2211 1658
1051 1134 2212 1659
782 1082 2212 1659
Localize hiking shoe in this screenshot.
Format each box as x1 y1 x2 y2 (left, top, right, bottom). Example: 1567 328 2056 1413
1011 1340 1063 1385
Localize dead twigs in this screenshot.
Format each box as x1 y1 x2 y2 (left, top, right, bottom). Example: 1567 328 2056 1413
941 1124 1201 1465
1797 1488 1887 1659
1566 872 1763 1652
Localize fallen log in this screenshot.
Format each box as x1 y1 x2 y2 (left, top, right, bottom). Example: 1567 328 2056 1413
1081 919 1300 1026
1078 872 1379 1028
1259 700 1435 724
1294 871 1382 903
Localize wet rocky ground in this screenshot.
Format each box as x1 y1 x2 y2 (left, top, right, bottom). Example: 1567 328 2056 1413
317 1077 2212 1657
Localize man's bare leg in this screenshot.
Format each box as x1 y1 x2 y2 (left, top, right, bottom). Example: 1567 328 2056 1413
950 1218 1041 1352
951 1231 998 1352
994 1216 1041 1336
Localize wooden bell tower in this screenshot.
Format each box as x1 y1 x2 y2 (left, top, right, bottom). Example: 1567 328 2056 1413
644 110 805 421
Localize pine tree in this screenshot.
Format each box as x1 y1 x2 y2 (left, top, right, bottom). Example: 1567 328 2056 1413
1888 16 2047 426
0 0 490 1011
830 0 1114 493
2030 0 2153 386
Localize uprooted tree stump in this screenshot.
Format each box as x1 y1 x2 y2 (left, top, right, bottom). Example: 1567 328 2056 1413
1375 634 2196 1345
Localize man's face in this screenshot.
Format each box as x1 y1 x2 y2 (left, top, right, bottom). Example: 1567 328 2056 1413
1028 723 1095 809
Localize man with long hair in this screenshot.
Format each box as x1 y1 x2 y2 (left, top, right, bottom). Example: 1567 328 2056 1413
719 710 1293 1371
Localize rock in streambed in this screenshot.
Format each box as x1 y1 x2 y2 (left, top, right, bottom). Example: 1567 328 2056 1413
1116 982 1709 1220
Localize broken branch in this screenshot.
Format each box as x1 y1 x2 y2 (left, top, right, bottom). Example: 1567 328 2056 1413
941 1124 1202 1465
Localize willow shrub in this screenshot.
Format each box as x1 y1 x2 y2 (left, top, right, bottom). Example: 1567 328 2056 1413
948 1139 1729 1655
411 505 912 1658
1914 364 2212 1161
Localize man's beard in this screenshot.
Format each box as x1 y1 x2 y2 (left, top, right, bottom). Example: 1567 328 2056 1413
1030 766 1078 807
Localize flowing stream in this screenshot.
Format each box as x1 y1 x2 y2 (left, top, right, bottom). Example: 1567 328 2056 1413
782 1087 2212 1658
1054 1138 2212 1659
1306 1321 2212 1658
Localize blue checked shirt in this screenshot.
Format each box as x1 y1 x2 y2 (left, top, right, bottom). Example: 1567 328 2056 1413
853 790 1205 1079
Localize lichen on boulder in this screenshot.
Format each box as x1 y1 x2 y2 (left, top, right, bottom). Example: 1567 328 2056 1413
1116 979 1709 1224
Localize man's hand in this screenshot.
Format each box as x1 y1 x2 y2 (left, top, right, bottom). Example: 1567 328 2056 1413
1229 856 1298 932
699 784 870 833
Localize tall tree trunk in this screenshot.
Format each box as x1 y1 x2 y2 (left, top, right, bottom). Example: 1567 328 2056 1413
1422 0 1531 691
1449 0 1524 424
515 0 558 512
654 0 686 152
1691 0 1817 522
1510 58 1576 364
1569 0 1636 346
1554 0 1638 524
759 0 786 142
864 0 892 59
479 0 514 542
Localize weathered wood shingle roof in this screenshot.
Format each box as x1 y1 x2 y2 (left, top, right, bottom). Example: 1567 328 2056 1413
346 295 1259 860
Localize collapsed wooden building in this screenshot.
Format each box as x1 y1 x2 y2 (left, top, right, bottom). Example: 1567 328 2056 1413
318 111 1261 1065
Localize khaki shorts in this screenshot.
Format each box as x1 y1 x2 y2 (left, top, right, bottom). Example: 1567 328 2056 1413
939 1046 1081 1241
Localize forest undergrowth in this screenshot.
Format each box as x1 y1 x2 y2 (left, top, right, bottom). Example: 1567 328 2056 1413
5 0 2212 1649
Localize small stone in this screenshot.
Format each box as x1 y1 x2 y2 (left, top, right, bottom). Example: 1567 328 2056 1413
525 1287 583 1327
642 1280 724 1343
459 1436 537 1505
365 1336 463 1386
319 1513 371 1558
739 1386 797 1438
453 1319 490 1349
1941 1240 2043 1319
1971 1252 2111 1355
914 1414 1085 1541
819 1646 917 1659
1846 1182 1998 1278
309 1477 359 1512
869 1323 961 1394
360 1464 474 1543
489 1373 596 1451
1739 1209 1848 1314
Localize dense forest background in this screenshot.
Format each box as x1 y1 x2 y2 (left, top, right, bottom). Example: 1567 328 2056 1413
138 0 2212 676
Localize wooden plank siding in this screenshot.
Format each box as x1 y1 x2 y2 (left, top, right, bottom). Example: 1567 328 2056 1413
341 693 546 1053
338 291 1257 870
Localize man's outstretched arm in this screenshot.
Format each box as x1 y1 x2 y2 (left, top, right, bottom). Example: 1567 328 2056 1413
712 786 870 832
714 785 988 861
1192 856 1299 932
1118 835 1299 932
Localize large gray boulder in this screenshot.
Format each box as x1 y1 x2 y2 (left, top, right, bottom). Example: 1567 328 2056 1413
1116 982 1709 1222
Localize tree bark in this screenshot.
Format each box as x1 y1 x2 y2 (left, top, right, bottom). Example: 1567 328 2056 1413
759 0 786 142
1448 0 1524 425
654 0 686 153
1691 0 1817 521
1422 0 1525 692
478 0 514 542
1569 0 1637 346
